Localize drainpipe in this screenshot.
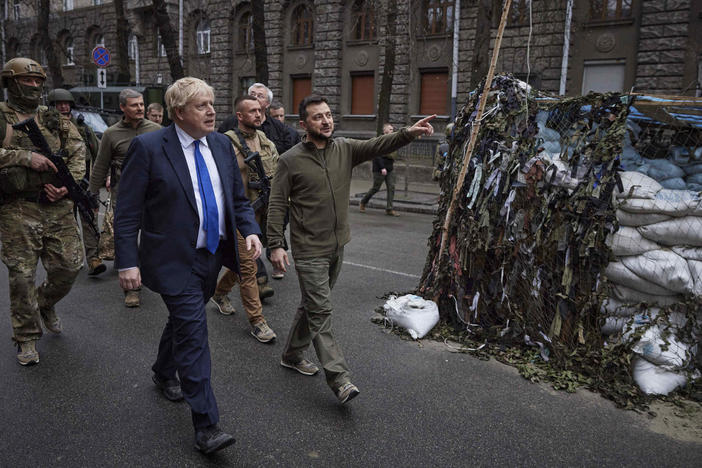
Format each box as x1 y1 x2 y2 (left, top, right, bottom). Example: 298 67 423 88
1 1 5 100
135 36 140 86
178 0 183 63
450 0 461 119
559 0 574 95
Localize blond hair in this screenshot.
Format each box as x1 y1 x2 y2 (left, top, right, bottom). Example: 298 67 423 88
164 77 214 119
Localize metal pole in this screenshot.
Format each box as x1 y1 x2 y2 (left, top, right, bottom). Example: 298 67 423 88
450 0 461 119
100 91 104 111
135 36 140 86
559 0 573 96
178 0 183 59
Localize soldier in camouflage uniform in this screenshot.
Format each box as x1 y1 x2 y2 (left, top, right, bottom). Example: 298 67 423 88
0 58 85 366
48 88 105 276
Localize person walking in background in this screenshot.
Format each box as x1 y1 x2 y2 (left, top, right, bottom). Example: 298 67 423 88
359 123 401 216
115 77 262 454
268 95 434 404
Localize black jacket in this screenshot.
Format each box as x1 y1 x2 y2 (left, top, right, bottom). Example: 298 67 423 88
218 115 300 155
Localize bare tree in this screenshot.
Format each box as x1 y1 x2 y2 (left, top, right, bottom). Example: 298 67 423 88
114 0 131 84
469 0 496 90
152 0 184 80
251 0 269 83
376 0 398 135
37 0 63 87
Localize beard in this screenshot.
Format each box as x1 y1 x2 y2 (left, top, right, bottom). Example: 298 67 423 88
306 126 332 141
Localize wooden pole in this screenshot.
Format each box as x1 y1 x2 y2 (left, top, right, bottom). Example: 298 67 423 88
437 0 513 263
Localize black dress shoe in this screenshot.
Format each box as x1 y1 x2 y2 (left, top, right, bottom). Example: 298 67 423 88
152 373 184 402
194 425 235 454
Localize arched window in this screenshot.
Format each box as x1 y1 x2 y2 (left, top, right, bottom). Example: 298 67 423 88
95 34 105 48
589 0 632 21
351 0 376 41
128 34 138 60
291 5 313 46
196 19 211 54
238 11 253 51
423 0 454 35
65 37 74 66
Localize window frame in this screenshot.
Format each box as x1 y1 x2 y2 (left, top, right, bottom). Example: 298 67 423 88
13 0 20 20
349 72 375 115
65 38 74 66
350 0 376 42
156 33 167 58
589 0 633 22
422 0 454 36
238 11 254 52
196 19 211 55
63 0 73 12
128 34 138 61
290 4 314 47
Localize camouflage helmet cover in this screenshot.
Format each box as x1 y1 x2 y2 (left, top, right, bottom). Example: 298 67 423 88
48 88 75 105
445 122 454 137
1 57 46 87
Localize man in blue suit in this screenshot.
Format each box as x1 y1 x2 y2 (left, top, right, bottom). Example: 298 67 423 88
114 77 262 454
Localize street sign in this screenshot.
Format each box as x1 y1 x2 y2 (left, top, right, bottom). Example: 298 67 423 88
92 46 111 67
97 69 107 89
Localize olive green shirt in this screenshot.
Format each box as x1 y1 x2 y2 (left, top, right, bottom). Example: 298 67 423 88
267 128 415 259
88 117 160 193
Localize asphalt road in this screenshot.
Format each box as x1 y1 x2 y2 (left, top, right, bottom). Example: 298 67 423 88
1 210 700 467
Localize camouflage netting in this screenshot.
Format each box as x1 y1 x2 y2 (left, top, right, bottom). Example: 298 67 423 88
414 74 701 406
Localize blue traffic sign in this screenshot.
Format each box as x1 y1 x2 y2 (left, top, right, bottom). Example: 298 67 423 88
92 46 111 67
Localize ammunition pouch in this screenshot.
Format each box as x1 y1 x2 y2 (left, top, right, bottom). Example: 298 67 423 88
0 165 60 196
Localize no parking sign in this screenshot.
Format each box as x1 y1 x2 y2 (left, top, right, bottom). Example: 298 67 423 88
92 46 111 67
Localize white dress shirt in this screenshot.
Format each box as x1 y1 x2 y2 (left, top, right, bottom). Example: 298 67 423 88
174 124 227 248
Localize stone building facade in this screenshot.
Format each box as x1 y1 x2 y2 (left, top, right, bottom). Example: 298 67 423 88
2 0 700 139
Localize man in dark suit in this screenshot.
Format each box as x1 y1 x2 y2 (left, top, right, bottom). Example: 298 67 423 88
115 77 262 454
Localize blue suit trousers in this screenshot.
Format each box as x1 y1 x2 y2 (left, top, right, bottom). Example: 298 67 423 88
152 247 223 429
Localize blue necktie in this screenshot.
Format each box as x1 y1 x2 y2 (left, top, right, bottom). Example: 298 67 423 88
193 140 219 254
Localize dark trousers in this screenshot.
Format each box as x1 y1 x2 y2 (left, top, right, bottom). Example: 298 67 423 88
153 247 223 429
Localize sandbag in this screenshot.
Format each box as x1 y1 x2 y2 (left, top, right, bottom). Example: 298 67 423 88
683 162 702 175
660 177 687 190
615 209 671 227
384 294 439 339
637 217 702 247
685 172 702 185
673 246 702 261
621 249 693 294
632 325 692 369
686 259 702 296
632 356 689 395
606 226 660 256
644 158 685 181
614 171 662 199
604 262 675 296
601 297 662 317
616 192 692 216
611 283 682 306
601 313 653 336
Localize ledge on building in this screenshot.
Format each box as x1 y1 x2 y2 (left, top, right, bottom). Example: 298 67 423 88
409 114 450 122
342 114 376 121
584 17 635 29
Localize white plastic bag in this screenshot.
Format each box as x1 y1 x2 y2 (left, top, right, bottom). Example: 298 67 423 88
632 357 689 395
383 294 439 340
606 227 660 256
621 249 693 294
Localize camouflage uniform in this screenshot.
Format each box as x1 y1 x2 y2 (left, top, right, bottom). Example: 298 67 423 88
0 104 85 344
71 115 101 263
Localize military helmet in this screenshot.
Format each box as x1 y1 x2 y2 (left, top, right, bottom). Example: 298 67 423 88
48 88 75 105
1 57 46 87
445 123 454 137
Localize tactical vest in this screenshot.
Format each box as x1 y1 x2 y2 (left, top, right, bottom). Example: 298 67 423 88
0 103 66 197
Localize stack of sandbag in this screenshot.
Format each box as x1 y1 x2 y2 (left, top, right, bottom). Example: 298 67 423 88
601 170 701 394
620 139 702 192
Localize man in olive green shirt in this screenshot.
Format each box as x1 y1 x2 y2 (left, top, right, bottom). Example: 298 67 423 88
88 89 160 307
268 95 435 404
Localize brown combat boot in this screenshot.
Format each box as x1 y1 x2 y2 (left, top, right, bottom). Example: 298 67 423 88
385 209 400 217
359 203 366 213
40 307 62 334
124 290 141 308
17 341 39 366
258 278 274 300
88 257 106 276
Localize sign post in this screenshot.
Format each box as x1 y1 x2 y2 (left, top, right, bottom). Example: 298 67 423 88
92 46 110 109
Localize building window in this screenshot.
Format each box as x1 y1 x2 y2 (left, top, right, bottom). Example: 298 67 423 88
582 60 626 94
196 19 211 55
420 70 449 115
292 76 312 115
351 74 374 114
13 0 20 20
423 0 454 35
291 5 313 46
510 0 529 26
351 0 376 41
589 0 632 21
238 11 253 51
65 38 74 66
239 76 255 97
95 34 105 48
128 34 138 60
94 0 103 5
157 33 167 57
63 0 73 11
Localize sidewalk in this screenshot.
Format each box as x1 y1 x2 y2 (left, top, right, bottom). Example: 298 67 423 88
349 177 440 215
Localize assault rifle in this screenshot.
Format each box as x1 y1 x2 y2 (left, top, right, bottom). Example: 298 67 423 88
232 128 271 212
13 117 100 236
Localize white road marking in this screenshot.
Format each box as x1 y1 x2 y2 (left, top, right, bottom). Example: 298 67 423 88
343 261 421 279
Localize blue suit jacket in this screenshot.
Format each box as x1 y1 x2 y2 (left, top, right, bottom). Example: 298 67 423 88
114 124 261 296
